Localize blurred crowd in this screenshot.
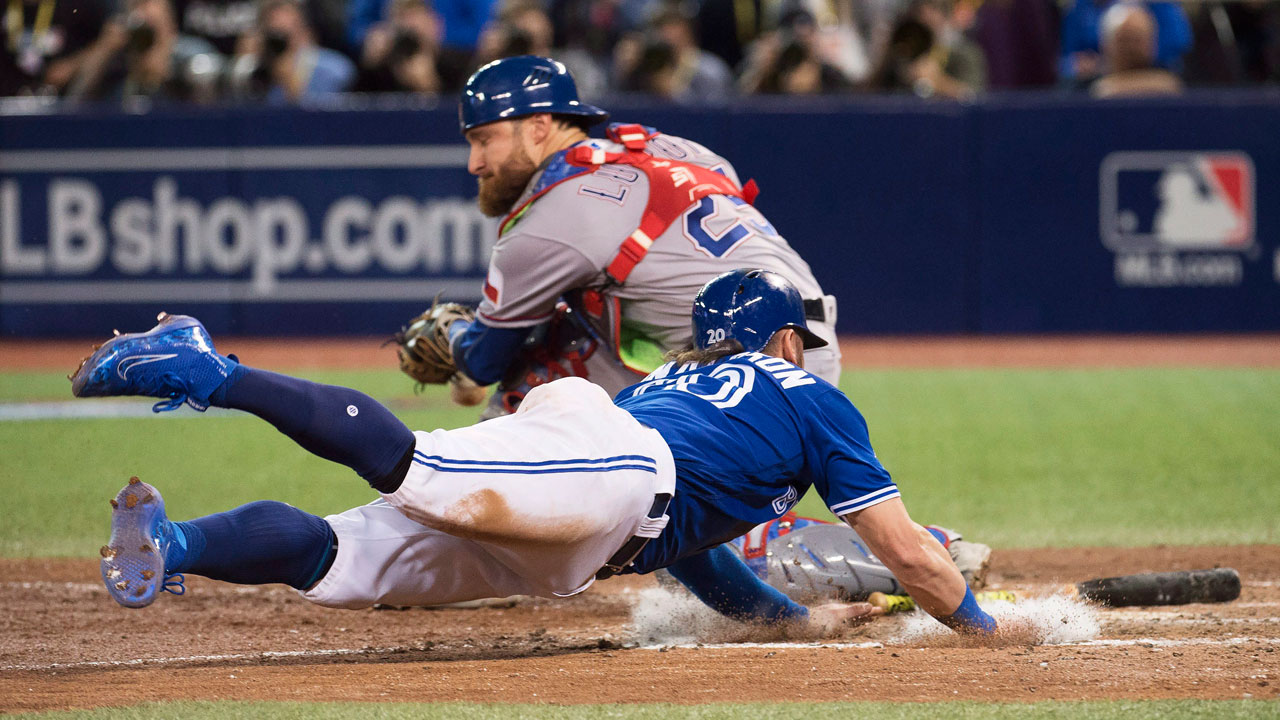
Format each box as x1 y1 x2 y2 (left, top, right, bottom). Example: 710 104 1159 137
4 0 1280 107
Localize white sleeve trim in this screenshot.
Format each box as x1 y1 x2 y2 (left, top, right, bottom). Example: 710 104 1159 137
829 486 901 517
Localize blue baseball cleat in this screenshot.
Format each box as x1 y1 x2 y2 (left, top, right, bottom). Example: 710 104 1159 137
69 312 237 413
100 477 185 609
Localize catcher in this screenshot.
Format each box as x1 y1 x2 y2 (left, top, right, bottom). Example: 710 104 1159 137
392 54 841 419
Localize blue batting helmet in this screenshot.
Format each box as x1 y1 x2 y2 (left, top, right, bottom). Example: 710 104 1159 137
692 269 828 352
459 55 609 133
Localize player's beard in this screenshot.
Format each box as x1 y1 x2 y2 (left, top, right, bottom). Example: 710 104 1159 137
477 145 538 218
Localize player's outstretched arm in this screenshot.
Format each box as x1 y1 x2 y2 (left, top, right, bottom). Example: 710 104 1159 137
664 545 880 633
844 498 997 634
665 545 808 623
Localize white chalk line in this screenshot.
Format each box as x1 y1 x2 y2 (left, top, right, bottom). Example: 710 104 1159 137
0 401 239 421
0 645 420 672
1 581 276 594
6 636 1280 673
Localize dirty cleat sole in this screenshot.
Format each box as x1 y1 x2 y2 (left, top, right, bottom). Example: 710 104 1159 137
101 477 168 608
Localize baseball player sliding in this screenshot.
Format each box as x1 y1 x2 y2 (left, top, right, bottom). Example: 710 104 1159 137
73 269 999 636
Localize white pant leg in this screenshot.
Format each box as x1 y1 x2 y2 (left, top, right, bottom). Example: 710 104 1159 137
803 318 842 386
385 377 676 598
300 499 538 609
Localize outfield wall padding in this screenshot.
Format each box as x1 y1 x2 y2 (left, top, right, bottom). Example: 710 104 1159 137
2 91 1278 337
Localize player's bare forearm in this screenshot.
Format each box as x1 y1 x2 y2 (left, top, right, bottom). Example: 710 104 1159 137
843 498 967 617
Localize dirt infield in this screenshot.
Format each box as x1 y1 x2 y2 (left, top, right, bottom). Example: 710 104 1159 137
1 547 1278 712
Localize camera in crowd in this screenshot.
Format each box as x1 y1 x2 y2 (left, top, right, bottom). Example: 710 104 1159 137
387 26 422 65
123 12 158 54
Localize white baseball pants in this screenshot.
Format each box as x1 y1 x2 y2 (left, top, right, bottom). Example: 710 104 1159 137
302 377 676 608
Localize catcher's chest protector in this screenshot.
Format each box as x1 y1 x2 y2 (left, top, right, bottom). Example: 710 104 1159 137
564 124 759 285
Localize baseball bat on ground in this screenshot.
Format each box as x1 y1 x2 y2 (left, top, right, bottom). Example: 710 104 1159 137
1073 567 1240 606
866 568 1241 614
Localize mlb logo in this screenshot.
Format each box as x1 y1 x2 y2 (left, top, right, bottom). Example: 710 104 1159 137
1099 152 1255 252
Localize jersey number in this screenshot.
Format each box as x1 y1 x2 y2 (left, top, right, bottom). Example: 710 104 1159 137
684 197 780 258
633 363 757 409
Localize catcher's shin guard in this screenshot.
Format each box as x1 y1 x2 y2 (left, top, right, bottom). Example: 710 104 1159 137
742 524 907 602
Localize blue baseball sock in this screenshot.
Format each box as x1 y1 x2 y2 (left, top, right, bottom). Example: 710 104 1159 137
209 366 415 493
166 502 337 590
926 527 949 547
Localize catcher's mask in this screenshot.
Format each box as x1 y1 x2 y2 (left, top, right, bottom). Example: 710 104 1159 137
691 269 827 353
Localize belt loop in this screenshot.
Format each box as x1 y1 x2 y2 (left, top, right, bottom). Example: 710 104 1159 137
595 493 671 580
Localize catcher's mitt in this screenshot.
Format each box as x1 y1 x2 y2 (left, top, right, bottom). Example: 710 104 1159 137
390 298 476 390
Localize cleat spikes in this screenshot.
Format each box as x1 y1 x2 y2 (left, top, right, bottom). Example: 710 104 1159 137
100 478 173 609
156 311 169 322
113 329 121 337
110 499 118 509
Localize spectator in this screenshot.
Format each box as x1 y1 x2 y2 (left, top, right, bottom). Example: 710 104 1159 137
476 0 606 99
229 0 354 104
866 14 978 98
171 0 258 56
432 0 499 88
1060 0 1191 87
355 0 443 93
910 0 985 94
66 0 222 103
1 0 110 96
967 0 1057 88
783 0 871 84
760 34 854 93
616 6 734 102
547 0 623 63
1091 2 1182 97
739 12 855 95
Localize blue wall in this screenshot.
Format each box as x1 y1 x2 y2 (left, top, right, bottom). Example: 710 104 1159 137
2 92 1278 337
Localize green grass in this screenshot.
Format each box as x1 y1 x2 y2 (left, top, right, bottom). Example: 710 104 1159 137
10 700 1280 719
1 368 1277 556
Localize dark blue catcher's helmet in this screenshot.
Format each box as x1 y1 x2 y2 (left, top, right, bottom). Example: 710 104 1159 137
459 55 609 133
692 269 828 353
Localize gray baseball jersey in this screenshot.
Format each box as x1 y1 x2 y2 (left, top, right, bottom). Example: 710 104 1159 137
478 130 828 344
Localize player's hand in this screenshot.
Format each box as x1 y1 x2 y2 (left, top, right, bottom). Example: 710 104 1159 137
807 601 883 634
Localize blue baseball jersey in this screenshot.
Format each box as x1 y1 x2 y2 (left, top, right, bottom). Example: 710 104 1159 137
616 352 898 574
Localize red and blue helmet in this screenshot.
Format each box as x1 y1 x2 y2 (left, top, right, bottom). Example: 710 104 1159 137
692 269 828 352
459 55 609 133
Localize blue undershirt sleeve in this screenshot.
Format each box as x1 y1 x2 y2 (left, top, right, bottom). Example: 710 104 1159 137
449 317 532 386
665 545 809 623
